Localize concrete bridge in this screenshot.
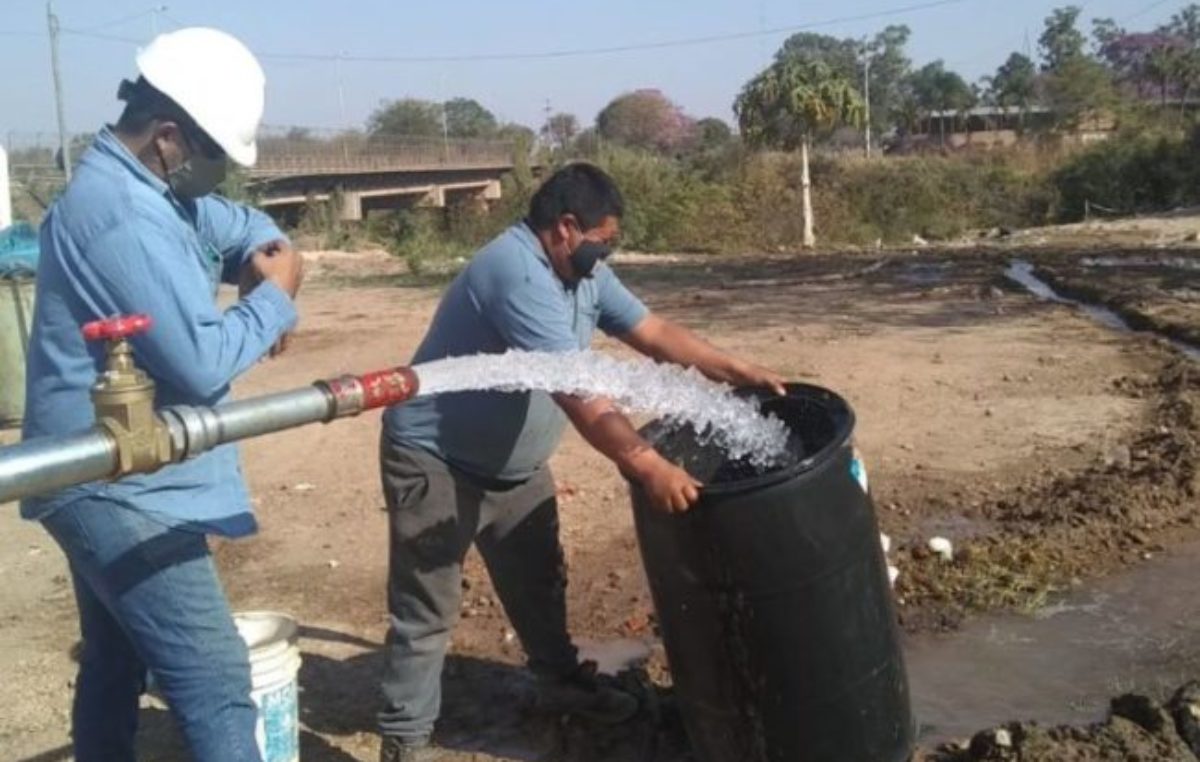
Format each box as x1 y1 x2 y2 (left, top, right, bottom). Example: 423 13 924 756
247 133 524 221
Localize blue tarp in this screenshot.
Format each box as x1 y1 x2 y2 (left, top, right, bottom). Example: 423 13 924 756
0 223 39 278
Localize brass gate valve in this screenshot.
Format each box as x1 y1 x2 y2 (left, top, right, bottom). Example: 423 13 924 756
82 315 172 476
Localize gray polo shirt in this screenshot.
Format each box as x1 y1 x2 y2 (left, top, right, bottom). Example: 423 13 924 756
383 222 648 481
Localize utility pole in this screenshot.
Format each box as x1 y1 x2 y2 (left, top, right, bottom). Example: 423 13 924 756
862 43 873 159
335 53 349 162
47 0 71 183
438 73 450 162
335 54 348 128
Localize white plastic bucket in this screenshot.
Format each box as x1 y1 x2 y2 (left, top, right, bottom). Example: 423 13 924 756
234 611 302 762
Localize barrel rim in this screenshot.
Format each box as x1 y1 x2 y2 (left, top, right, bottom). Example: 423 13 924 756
635 382 856 496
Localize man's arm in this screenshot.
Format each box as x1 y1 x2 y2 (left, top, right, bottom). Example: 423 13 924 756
77 219 297 401
553 393 700 513
196 195 304 357
195 195 290 285
485 274 701 513
620 314 786 395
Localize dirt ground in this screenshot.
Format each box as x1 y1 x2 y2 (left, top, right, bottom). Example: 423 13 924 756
1 235 1197 760
920 682 1200 761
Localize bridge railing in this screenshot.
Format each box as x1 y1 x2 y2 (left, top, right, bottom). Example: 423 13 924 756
3 128 523 184
250 128 519 177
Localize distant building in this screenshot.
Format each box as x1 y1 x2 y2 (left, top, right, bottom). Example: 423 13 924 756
896 105 1114 152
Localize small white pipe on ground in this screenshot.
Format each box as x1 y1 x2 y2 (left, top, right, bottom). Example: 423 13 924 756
0 145 12 229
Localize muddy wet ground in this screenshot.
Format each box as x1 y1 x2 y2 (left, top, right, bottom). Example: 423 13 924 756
0 245 1197 761
1031 250 1200 351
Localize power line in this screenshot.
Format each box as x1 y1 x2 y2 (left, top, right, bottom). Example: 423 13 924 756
259 0 974 64
8 0 975 63
160 10 188 31
74 8 158 34
60 28 141 44
1123 0 1174 23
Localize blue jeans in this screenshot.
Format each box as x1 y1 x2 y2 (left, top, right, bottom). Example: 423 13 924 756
42 497 261 762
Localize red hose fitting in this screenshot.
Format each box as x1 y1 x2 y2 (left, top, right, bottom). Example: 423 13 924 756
360 367 420 409
318 366 419 419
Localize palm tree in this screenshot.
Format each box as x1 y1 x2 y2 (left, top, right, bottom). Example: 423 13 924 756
735 59 864 248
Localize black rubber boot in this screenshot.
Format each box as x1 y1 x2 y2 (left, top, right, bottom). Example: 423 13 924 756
379 736 445 762
534 659 640 724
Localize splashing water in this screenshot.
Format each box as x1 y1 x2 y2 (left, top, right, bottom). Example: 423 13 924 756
412 350 791 469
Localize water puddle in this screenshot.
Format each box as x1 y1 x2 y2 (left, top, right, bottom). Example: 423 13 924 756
576 637 654 675
1004 260 1200 360
898 262 954 286
905 540 1200 742
1080 255 1200 271
412 349 792 469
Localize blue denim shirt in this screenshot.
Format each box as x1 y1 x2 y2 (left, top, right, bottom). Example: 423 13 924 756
20 127 297 536
384 223 648 481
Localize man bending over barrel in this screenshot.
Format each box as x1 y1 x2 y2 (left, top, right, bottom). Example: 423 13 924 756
376 163 784 761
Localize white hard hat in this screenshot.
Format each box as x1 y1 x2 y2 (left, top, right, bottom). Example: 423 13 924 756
135 27 265 167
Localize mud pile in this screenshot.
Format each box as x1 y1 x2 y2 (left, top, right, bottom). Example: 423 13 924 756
924 681 1200 761
900 358 1199 630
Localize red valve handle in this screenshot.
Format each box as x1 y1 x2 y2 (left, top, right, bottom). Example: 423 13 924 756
82 314 153 342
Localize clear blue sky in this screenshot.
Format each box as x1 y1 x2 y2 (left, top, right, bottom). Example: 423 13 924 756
0 0 1182 140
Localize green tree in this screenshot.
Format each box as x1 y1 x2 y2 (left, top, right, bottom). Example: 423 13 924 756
596 89 695 153
1043 56 1117 127
540 112 580 151
776 26 914 137
495 122 536 145
367 98 442 138
494 123 537 167
693 117 733 150
776 33 859 75
890 89 923 135
1095 17 1191 105
1040 6 1087 72
1092 18 1124 57
442 97 498 138
907 61 976 145
864 25 915 137
572 127 604 156
1162 5 1200 110
988 53 1039 126
1164 4 1200 47
1037 5 1115 127
735 58 864 248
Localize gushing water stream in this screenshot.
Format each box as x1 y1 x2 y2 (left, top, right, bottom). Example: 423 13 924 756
411 350 791 470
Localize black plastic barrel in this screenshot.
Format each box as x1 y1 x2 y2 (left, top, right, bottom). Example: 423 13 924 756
629 384 913 762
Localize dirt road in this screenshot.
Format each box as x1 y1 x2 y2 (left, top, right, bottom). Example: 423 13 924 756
1 246 1195 761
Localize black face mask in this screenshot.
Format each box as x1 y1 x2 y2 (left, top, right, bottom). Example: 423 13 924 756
568 240 612 282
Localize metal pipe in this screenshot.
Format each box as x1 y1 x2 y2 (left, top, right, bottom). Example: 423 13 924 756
0 365 419 505
160 386 334 460
0 430 117 504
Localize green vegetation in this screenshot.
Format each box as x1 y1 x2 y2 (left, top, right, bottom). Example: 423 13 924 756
9 4 1185 260
735 58 865 247
287 4 1200 263
1051 124 1200 218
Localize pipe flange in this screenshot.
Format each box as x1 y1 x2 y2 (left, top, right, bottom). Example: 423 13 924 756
317 375 365 419
159 405 223 461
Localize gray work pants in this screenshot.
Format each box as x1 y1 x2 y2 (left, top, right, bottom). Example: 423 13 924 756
377 438 579 740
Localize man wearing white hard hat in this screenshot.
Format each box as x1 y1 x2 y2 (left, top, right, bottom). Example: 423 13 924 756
21 28 303 761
